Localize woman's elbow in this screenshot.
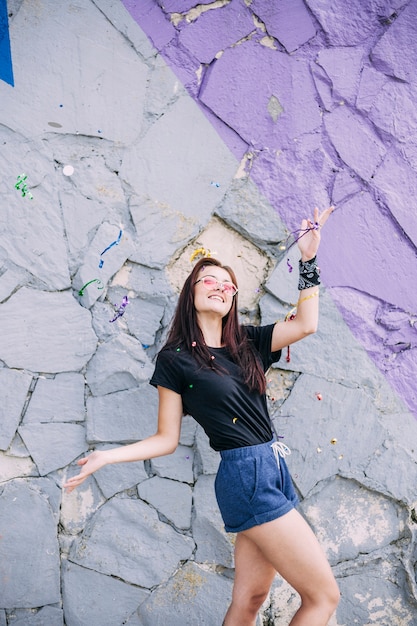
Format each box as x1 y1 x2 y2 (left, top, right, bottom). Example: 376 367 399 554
157 431 180 455
165 440 179 455
302 322 318 337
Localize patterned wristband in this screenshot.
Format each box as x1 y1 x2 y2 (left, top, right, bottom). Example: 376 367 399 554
298 256 321 290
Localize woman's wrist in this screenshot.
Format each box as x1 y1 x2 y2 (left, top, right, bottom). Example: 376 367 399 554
298 256 321 290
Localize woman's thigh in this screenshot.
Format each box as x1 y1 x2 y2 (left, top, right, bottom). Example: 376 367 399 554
232 532 277 602
241 509 338 603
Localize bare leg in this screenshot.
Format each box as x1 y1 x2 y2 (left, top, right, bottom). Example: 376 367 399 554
223 532 276 626
241 509 340 626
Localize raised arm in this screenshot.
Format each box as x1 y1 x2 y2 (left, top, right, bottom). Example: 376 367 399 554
63 386 183 493
271 206 334 352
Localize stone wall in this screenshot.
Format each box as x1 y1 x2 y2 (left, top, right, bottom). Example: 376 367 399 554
0 1 416 625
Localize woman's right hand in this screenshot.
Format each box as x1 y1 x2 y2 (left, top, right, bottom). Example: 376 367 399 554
63 449 109 493
62 387 184 494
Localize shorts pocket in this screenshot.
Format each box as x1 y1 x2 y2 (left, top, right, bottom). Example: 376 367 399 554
238 457 260 505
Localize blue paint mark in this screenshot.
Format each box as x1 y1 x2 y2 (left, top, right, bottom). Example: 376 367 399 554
0 0 14 87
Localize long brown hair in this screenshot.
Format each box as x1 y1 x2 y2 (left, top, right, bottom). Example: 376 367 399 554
163 258 267 394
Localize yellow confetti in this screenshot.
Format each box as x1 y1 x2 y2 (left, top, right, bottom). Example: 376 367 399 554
190 247 213 262
330 438 338 445
232 417 238 424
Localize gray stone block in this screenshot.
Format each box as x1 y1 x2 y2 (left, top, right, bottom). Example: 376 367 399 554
179 415 197 447
86 385 159 443
85 334 154 396
19 423 88 476
69 497 194 588
274 373 387 497
124 296 165 346
62 560 148 626
93 447 148 499
136 562 233 626
138 476 192 530
120 95 238 220
0 369 32 450
195 425 220 475
150 444 194 483
60 473 105 535
217 178 287 248
7 606 64 626
0 266 28 303
0 479 60 608
0 289 97 373
336 559 417 626
74 222 135 309
128 197 200 269
300 476 408 565
23 373 85 424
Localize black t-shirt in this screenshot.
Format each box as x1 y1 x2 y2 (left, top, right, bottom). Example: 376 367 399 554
150 324 281 451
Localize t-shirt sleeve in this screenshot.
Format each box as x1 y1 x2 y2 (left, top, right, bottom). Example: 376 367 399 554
245 324 282 371
149 349 184 394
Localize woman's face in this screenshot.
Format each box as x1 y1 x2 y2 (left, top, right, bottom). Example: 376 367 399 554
193 266 237 318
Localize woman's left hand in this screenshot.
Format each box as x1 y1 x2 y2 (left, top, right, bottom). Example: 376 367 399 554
298 206 334 261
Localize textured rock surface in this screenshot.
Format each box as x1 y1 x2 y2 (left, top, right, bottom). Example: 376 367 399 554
1 1 417 625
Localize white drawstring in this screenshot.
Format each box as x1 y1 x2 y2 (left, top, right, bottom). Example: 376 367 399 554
271 441 291 469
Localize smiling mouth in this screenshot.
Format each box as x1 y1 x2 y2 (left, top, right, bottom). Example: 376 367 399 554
208 294 224 302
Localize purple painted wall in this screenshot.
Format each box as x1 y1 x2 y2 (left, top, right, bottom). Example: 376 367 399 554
122 0 417 419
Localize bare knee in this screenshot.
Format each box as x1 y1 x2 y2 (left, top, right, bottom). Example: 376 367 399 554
302 577 340 615
246 587 270 612
230 585 270 619
328 580 341 612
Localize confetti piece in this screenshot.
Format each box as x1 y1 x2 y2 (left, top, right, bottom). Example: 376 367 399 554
189 384 193 388
315 392 322 401
191 341 196 347
210 181 220 187
330 438 338 445
232 417 238 423
99 229 123 268
176 347 181 352
109 295 129 323
15 174 27 187
317 447 322 453
190 247 214 262
78 278 104 296
286 258 293 273
15 174 33 199
63 165 74 176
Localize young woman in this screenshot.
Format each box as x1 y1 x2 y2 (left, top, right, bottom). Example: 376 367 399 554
64 206 339 626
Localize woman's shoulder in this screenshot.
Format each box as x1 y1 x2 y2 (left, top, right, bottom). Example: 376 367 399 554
156 342 194 365
241 323 275 340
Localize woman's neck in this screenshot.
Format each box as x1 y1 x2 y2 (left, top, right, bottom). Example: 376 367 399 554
197 315 223 348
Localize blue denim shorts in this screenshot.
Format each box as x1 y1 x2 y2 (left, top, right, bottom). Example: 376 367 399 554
214 439 299 533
